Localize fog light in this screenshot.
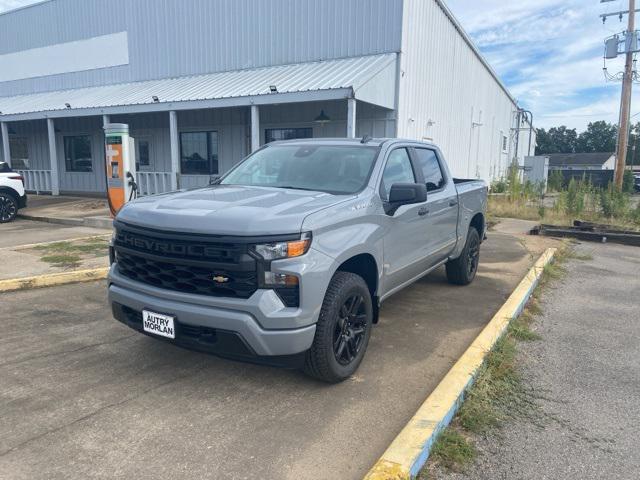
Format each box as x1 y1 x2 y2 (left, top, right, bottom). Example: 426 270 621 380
264 272 299 286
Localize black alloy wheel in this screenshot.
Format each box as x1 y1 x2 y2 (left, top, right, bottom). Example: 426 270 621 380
467 232 480 278
333 293 368 366
0 193 17 223
304 271 374 383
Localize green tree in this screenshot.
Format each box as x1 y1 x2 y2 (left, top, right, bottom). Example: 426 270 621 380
576 121 617 153
625 121 640 167
535 126 578 154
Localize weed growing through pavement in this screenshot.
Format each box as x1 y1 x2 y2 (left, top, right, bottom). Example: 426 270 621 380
34 238 109 269
423 244 589 477
40 254 82 269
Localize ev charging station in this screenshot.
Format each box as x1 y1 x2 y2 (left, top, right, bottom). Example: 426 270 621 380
104 123 137 217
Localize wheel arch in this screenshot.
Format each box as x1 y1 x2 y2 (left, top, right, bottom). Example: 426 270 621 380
0 186 20 200
335 253 380 323
469 212 485 239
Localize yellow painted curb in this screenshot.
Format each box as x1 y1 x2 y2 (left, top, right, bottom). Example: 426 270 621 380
364 247 557 480
0 267 110 293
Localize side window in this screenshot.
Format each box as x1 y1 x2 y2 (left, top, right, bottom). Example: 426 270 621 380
414 148 445 192
380 148 416 200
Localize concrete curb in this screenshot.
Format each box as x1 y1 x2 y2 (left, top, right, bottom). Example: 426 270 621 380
2 234 112 251
18 213 113 229
363 247 557 480
0 267 109 293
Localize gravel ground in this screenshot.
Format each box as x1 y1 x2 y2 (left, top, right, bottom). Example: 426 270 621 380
435 241 640 480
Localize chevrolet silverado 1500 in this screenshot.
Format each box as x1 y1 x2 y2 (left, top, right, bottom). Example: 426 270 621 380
108 138 487 382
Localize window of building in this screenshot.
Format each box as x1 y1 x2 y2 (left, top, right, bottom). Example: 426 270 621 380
137 139 150 167
380 148 415 200
501 133 508 153
265 127 313 144
64 135 93 172
9 137 29 169
414 148 445 191
180 131 218 175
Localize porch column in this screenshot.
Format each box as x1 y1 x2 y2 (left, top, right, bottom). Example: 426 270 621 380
250 104 260 153
169 110 179 191
346 98 357 138
102 115 110 127
47 118 60 196
1 122 10 167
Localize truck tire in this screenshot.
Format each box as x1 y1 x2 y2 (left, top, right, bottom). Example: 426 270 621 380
304 271 373 383
446 226 480 285
0 192 18 223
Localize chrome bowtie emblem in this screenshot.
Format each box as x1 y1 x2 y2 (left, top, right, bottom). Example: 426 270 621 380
212 274 230 284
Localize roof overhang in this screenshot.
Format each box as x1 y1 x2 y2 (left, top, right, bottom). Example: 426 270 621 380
0 53 397 122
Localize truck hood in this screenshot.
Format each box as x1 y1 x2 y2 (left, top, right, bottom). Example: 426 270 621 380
116 185 352 235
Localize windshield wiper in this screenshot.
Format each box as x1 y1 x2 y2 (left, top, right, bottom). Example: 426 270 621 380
274 185 321 192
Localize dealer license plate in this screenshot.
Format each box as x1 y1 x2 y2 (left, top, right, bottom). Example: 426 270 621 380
142 310 175 339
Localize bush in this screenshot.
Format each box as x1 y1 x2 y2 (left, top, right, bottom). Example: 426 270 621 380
632 203 640 224
623 170 635 194
565 178 585 216
490 177 508 193
548 169 564 192
600 183 630 218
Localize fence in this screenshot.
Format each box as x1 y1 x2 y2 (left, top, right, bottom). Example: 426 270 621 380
136 171 173 196
16 169 52 194
559 169 614 189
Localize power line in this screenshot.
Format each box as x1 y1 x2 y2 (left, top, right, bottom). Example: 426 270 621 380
601 0 636 188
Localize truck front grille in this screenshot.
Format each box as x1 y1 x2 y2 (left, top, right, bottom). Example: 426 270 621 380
113 222 259 299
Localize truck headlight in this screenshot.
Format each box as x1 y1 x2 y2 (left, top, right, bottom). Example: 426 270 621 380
252 232 311 260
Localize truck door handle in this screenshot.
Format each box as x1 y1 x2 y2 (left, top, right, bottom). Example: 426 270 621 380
418 207 429 216
449 200 458 207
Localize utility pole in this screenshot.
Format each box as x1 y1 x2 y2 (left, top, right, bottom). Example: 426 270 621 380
615 0 635 189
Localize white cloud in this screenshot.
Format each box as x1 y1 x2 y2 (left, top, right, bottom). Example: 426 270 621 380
447 0 633 131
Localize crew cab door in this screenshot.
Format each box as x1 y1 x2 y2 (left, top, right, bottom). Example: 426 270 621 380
379 147 431 293
411 147 459 266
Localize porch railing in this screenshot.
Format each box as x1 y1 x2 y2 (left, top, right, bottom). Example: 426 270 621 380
136 171 173 196
16 169 52 194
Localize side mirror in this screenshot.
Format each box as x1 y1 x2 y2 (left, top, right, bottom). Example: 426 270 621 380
209 174 222 185
386 183 427 215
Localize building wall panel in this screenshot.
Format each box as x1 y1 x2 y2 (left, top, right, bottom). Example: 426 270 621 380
0 0 403 97
397 0 524 183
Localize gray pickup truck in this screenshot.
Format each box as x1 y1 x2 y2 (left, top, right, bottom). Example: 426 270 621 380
108 138 487 382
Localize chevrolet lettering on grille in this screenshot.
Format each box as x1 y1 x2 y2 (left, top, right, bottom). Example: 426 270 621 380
116 231 224 258
212 275 230 284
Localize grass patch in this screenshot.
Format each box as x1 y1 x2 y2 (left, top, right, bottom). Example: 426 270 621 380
34 238 108 257
33 238 109 269
428 429 476 473
423 244 578 475
40 254 82 268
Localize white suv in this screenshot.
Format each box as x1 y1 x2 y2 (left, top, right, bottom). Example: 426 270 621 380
0 162 27 223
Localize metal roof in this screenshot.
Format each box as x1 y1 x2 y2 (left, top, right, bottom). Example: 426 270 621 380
547 152 615 167
0 53 396 120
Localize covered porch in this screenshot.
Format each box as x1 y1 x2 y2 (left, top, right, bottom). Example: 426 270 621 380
0 54 397 196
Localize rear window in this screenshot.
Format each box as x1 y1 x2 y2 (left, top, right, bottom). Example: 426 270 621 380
0 162 12 173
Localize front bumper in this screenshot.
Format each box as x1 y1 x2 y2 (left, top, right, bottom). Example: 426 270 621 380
108 266 318 364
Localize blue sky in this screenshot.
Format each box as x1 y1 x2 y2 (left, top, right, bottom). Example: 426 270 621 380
447 0 637 130
1 0 635 131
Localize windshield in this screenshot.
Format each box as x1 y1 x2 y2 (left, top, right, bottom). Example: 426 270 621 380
220 144 379 194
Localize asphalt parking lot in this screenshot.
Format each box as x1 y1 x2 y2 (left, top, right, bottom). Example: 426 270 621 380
0 218 110 249
0 219 110 280
439 241 640 479
0 225 544 480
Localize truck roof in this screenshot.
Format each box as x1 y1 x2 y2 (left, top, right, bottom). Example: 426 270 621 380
266 137 436 148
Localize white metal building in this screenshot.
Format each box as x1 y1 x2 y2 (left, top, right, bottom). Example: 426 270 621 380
0 0 535 196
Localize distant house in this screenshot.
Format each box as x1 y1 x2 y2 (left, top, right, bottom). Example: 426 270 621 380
547 152 615 171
